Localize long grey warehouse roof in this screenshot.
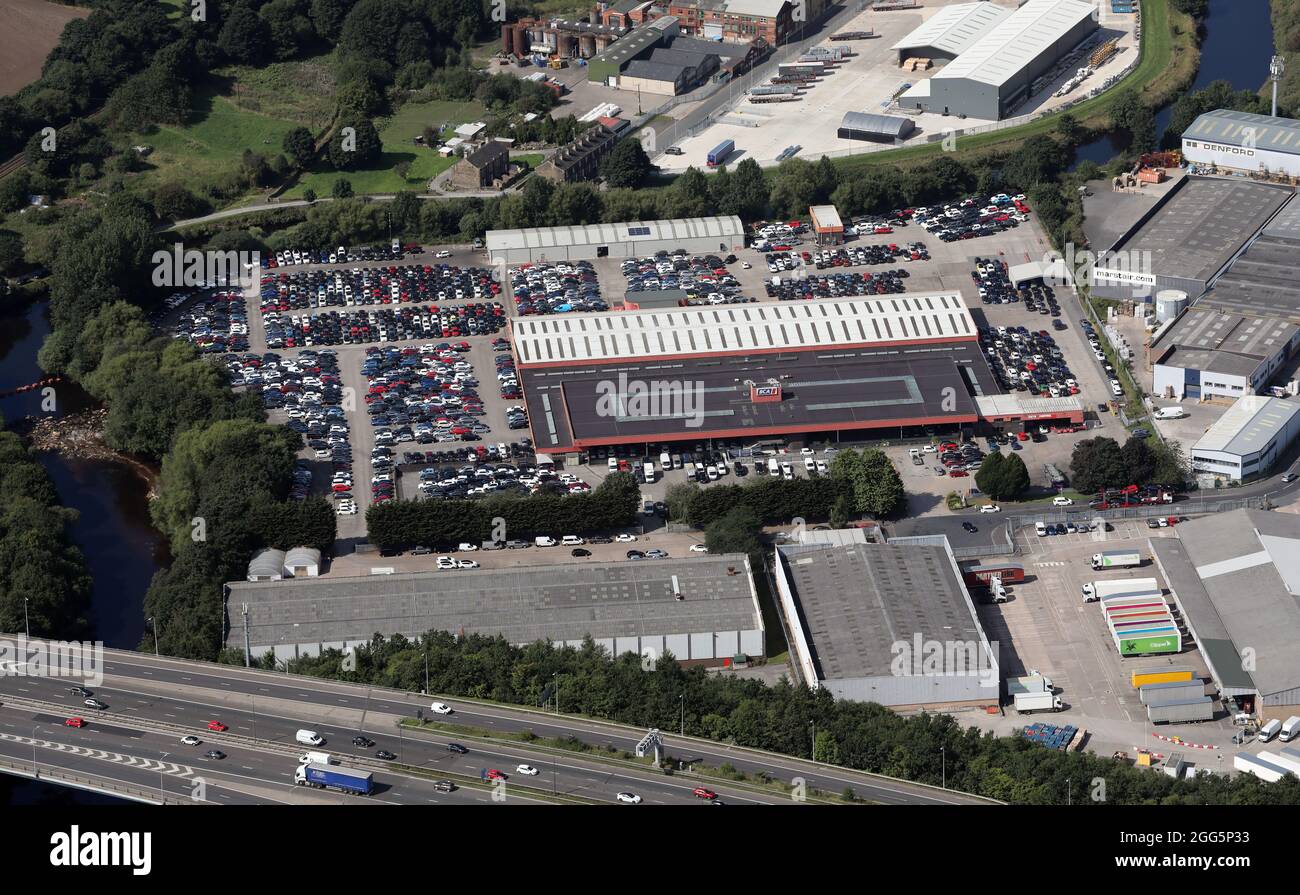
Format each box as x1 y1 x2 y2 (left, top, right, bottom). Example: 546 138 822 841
623 60 687 82
1184 109 1300 154
1192 394 1300 456
890 1 1012 56
488 215 743 256
509 292 976 365
777 540 989 681
227 554 761 651
934 0 1097 88
839 111 916 139
1151 510 1300 700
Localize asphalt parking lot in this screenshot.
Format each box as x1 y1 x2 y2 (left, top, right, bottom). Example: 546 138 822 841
956 523 1239 768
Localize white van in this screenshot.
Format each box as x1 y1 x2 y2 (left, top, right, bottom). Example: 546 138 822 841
1260 718 1283 743
767 457 780 476
659 451 672 470
534 536 558 547
643 460 656 482
561 535 585 546
299 751 334 766
1282 716 1300 742
1153 406 1187 420
296 729 325 747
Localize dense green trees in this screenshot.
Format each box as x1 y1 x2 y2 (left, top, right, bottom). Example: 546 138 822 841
1071 436 1187 493
0 429 93 639
974 452 1031 500
280 631 1300 805
600 139 652 189
828 448 906 518
282 126 316 167
703 506 764 562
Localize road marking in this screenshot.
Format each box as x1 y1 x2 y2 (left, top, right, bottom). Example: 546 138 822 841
1033 561 1066 567
0 731 195 778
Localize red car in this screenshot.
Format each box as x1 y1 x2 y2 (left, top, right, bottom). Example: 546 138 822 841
65 717 85 728
693 787 718 800
950 470 969 478
207 720 228 732
487 769 508 781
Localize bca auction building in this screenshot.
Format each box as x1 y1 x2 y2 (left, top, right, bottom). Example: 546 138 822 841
1182 109 1300 179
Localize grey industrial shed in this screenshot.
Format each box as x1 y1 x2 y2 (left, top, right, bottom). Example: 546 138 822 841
837 111 916 143
247 549 286 582
487 215 745 263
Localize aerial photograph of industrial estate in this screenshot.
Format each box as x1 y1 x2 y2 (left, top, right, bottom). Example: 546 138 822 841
2 0 1300 867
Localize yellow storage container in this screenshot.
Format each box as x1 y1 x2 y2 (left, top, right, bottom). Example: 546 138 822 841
1131 667 1195 689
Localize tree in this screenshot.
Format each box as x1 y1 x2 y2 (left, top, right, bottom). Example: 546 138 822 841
332 178 354 199
327 119 382 170
1070 437 1127 494
975 452 1030 500
0 229 23 275
282 126 316 167
303 188 318 203
217 3 270 65
829 448 905 517
1120 436 1156 486
703 506 763 561
974 452 1006 498
813 730 840 764
600 139 651 188
998 452 1030 499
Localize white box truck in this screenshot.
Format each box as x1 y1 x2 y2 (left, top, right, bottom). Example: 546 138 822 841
1090 550 1142 570
1014 691 1063 714
1006 674 1052 697
299 751 335 766
1281 716 1300 742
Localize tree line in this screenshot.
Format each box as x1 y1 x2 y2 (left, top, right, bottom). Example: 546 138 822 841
1070 436 1188 495
270 631 1300 805
366 472 640 549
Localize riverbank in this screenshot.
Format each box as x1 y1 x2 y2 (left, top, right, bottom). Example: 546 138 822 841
20 408 161 499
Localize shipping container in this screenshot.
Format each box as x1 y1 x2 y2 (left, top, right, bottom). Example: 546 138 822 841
1131 667 1196 688
1234 752 1288 782
707 140 735 167
1258 750 1300 776
1146 696 1214 724
1139 679 1204 705
962 562 1025 587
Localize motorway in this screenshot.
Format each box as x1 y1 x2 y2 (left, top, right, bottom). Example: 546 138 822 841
0 645 993 805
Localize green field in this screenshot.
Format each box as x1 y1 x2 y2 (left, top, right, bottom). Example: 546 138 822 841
284 99 485 198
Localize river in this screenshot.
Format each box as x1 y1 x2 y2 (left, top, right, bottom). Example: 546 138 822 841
1071 0 1277 167
0 301 169 651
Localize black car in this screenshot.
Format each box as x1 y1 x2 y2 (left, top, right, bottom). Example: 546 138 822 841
571 547 592 557
626 549 645 559
68 686 93 698
962 521 977 533
447 743 469 754
205 750 226 760
376 750 397 761
1054 523 1067 535
434 779 457 792
352 735 375 747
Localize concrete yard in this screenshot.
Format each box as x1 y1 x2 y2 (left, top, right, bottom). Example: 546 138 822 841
660 0 1139 171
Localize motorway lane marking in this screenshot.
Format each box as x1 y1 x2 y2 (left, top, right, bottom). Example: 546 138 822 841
0 731 196 779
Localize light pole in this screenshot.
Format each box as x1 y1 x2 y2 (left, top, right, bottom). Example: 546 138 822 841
23 596 29 639
31 726 38 779
809 720 815 760
679 694 685 737
553 672 560 714
423 649 429 695
147 616 159 657
940 746 946 789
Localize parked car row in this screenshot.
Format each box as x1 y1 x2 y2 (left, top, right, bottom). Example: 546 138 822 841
263 302 506 349
262 243 413 269
623 251 738 297
414 461 589 501
813 242 929 269
495 353 523 407
510 260 606 315
766 268 909 301
173 291 249 354
916 193 1030 241
400 442 534 467
362 344 493 450
1080 318 1124 397
259 262 499 314
979 325 1080 399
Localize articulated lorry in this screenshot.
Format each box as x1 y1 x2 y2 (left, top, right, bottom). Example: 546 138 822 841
1130 666 1195 689
1090 550 1143 570
1235 752 1290 782
1139 679 1204 705
1006 673 1053 697
1082 577 1160 603
294 762 374 795
1146 696 1214 724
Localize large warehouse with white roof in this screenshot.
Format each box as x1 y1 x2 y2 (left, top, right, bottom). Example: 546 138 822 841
1182 109 1300 179
897 0 1098 120
486 216 745 264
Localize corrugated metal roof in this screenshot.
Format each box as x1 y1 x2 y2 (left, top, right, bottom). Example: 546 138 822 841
723 0 789 17
934 0 1097 88
974 394 1085 416
1192 394 1300 455
624 60 687 82
809 204 843 230
1184 109 1300 154
838 111 916 138
890 1 1012 55
488 215 743 254
511 292 976 365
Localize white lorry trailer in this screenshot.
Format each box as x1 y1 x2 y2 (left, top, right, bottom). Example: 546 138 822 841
1090 550 1143 570
1014 691 1063 714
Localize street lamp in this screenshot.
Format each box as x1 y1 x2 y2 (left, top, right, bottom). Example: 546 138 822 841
940 746 946 789
553 672 560 714
146 616 159 657
31 726 39 779
809 720 816 760
23 596 29 639
679 694 685 737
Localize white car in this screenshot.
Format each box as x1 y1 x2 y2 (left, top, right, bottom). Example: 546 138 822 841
616 791 642 804
978 504 1001 514
1052 496 1074 507
457 542 479 552
689 544 709 553
180 735 202 746
430 702 453 715
456 559 480 569
815 460 828 474
615 533 637 543
800 447 815 456
436 556 458 570
804 457 816 471
516 764 540 776
435 250 452 258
